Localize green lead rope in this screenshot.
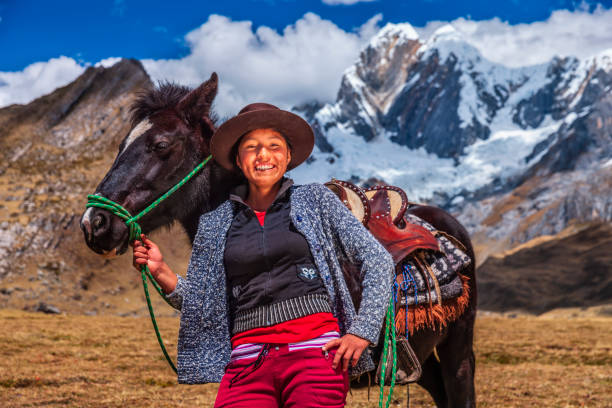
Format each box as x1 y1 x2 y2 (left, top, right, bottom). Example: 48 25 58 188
379 295 397 408
85 154 213 374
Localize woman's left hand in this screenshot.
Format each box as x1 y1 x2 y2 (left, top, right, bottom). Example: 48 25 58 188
323 334 371 371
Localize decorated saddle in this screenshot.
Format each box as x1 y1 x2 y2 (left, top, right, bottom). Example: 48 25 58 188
325 179 472 384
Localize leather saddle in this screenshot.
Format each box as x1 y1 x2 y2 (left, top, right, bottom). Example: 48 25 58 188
325 179 437 384
325 179 439 262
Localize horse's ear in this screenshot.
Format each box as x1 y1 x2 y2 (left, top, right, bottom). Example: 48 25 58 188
177 72 219 136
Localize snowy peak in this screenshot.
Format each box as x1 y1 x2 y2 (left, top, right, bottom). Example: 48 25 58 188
326 21 423 141
326 21 502 156
427 23 463 44
293 22 612 214
357 21 422 85
367 22 420 50
592 48 612 71
419 23 483 65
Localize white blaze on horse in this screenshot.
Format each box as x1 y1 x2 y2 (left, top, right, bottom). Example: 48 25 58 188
80 74 477 408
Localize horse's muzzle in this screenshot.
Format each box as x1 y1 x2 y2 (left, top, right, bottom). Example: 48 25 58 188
80 207 129 256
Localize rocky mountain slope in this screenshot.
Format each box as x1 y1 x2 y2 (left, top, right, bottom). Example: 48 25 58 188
477 222 612 313
0 59 191 315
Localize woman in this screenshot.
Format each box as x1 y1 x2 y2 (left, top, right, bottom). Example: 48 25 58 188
133 103 394 407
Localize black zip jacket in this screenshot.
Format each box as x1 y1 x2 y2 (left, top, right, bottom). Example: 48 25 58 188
224 179 328 328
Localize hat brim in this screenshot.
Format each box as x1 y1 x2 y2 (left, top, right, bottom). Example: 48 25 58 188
211 109 314 171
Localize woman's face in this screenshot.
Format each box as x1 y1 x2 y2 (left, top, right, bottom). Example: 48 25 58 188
236 128 292 189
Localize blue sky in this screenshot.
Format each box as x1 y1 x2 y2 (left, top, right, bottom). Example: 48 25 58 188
1 0 611 113
1 0 608 71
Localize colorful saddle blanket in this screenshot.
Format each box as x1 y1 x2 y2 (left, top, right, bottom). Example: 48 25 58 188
325 179 472 334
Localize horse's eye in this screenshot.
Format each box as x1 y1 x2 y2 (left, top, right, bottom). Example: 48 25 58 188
154 141 169 151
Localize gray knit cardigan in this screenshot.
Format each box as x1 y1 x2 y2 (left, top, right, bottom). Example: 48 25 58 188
166 182 395 384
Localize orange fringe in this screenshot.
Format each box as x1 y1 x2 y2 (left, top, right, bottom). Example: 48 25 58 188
395 272 470 335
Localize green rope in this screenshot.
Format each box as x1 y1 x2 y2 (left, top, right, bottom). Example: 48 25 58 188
85 154 213 374
379 296 397 408
140 264 177 373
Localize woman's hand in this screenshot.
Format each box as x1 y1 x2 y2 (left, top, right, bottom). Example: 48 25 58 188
131 234 178 294
323 334 371 371
132 234 164 275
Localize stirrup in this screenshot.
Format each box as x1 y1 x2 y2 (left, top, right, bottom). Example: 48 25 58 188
376 335 422 385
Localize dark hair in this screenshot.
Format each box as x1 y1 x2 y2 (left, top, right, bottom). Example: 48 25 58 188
231 128 292 172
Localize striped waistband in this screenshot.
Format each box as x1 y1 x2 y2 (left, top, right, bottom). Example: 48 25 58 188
232 292 332 335
230 331 340 362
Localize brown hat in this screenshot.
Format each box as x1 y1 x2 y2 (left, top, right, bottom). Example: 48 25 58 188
211 103 315 171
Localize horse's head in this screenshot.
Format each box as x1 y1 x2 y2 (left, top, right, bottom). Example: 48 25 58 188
80 73 221 257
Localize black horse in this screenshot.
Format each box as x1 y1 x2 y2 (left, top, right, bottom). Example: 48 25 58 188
80 74 477 408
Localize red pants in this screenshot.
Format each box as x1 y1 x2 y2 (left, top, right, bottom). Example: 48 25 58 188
214 344 349 408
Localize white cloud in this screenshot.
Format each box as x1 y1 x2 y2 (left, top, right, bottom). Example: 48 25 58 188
0 56 86 107
414 6 612 67
358 12 383 39
2 7 610 113
142 13 382 117
322 0 376 5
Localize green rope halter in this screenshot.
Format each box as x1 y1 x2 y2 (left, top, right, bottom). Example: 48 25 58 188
85 154 213 374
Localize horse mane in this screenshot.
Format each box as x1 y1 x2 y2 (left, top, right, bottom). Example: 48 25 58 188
130 81 210 127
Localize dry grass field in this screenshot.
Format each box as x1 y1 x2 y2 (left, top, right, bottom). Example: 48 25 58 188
0 309 610 407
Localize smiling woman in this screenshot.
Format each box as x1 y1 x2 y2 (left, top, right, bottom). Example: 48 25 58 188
234 128 292 208
132 102 394 408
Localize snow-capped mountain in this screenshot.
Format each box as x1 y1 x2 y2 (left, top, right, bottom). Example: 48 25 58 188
290 23 612 210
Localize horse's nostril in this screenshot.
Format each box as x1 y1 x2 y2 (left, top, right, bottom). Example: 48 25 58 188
92 214 105 231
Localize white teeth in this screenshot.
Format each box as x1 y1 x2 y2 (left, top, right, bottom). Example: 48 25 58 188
255 164 274 171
